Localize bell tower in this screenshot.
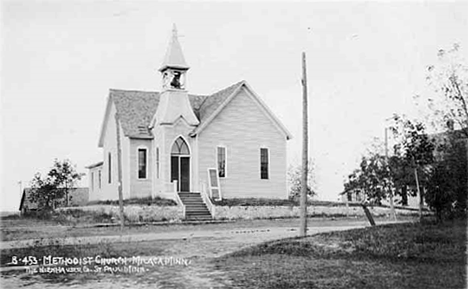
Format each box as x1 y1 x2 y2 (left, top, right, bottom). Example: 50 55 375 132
153 25 199 126
159 25 189 90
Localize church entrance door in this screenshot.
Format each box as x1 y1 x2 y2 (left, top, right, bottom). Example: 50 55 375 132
170 137 190 192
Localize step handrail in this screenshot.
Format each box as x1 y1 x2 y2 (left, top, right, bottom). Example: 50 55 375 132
200 188 215 218
172 181 185 217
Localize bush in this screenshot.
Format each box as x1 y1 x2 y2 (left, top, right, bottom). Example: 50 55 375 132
211 198 360 207
288 162 316 200
213 198 296 207
88 196 177 207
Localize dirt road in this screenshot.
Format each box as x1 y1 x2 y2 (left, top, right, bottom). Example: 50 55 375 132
0 220 403 288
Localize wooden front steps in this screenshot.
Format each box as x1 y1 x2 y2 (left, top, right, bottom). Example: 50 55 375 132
178 192 212 221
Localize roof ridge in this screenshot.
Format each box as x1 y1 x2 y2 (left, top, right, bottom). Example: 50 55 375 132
208 80 245 97
109 88 160 94
109 88 211 97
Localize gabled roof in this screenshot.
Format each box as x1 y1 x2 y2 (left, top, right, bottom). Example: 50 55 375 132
98 89 207 147
98 80 292 147
190 80 292 140
85 161 103 169
196 80 244 124
111 89 160 139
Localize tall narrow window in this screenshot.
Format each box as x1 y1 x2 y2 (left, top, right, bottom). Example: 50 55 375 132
217 146 226 178
108 153 112 184
156 148 160 179
260 148 269 179
138 148 147 179
91 172 94 191
98 170 102 189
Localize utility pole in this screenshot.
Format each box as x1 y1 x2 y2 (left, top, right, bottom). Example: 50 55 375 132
299 52 309 237
115 114 125 230
412 156 423 222
385 128 397 221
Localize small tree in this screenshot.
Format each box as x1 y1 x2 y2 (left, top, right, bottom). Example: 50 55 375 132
48 159 83 206
29 173 65 212
29 159 83 212
288 160 315 201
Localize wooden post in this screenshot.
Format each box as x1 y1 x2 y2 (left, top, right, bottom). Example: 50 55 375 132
115 114 125 230
361 203 376 226
299 52 309 237
412 156 423 222
385 128 397 221
414 167 423 221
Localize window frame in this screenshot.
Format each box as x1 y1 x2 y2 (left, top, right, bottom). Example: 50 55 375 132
260 147 269 180
91 172 94 191
98 170 102 189
137 147 148 180
108 153 112 184
156 147 160 179
216 146 227 178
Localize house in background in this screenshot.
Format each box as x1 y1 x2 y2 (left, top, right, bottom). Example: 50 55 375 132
87 26 292 210
19 187 89 215
341 122 468 208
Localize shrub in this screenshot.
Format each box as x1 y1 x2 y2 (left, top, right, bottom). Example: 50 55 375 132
88 196 177 207
212 198 360 207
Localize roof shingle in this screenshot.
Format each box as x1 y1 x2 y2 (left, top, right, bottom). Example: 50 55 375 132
109 81 244 139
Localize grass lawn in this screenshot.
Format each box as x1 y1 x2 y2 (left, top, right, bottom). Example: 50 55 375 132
213 219 467 289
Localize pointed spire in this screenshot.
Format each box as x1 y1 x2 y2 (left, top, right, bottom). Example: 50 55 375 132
159 24 189 72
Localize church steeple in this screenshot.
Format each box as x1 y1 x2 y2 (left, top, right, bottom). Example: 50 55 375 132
152 25 199 126
159 24 189 91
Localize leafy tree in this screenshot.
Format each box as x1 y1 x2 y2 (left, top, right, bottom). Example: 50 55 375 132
411 45 468 220
48 159 83 206
387 155 415 206
343 152 392 205
343 116 435 211
417 43 468 136
288 160 316 201
425 132 467 220
29 173 65 212
390 115 435 166
29 159 83 211
390 114 435 220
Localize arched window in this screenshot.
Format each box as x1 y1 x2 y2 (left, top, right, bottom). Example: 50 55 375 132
171 137 190 155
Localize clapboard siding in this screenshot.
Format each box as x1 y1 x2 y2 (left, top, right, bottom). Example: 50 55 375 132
129 139 152 198
100 103 121 200
88 166 103 201
198 87 287 199
122 135 131 199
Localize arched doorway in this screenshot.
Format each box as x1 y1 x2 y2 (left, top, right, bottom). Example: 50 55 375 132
171 137 190 192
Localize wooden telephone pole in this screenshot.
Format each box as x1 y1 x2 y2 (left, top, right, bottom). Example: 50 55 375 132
299 52 309 237
385 128 397 221
115 114 125 230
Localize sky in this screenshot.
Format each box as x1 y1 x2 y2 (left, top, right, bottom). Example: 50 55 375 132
1 1 467 211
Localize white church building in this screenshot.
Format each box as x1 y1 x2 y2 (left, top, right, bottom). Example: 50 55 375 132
86 26 292 206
